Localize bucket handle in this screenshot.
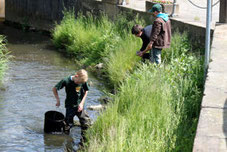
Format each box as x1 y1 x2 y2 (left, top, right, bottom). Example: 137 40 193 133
53 107 61 120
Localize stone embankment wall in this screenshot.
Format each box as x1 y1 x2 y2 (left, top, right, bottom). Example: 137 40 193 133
5 0 212 46
80 0 212 47
5 0 81 30
5 0 211 46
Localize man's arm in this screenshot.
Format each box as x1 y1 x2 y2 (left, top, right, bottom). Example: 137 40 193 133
140 39 147 52
137 39 148 56
137 42 153 57
78 91 88 112
52 87 60 107
149 20 162 45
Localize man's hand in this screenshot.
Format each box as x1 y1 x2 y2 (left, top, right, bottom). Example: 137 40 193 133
78 103 84 112
136 51 140 56
137 51 144 57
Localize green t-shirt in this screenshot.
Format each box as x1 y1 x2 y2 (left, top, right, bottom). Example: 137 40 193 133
55 76 89 108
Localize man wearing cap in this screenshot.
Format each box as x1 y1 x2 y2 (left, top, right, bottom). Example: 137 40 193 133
137 3 171 64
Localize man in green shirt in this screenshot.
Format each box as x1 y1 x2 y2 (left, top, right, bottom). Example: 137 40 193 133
52 69 91 144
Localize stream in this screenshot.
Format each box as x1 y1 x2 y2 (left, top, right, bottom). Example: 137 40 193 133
0 23 103 152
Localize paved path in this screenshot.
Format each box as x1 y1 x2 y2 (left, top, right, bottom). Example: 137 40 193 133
193 24 227 152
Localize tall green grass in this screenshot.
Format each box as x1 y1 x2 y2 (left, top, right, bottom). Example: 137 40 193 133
52 11 142 67
0 35 10 83
105 35 141 86
52 11 204 151
84 33 204 152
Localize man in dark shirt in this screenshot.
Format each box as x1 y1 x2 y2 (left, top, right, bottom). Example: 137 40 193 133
131 24 153 62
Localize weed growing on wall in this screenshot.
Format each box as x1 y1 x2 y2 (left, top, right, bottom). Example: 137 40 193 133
0 35 10 83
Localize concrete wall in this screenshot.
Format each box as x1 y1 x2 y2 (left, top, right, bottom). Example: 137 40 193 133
5 0 81 30
5 0 212 46
0 0 5 20
220 0 227 23
118 6 212 48
80 1 212 47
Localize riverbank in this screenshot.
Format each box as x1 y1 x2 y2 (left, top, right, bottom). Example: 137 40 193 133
52 11 204 151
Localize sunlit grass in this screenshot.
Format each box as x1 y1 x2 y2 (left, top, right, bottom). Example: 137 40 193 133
52 11 122 66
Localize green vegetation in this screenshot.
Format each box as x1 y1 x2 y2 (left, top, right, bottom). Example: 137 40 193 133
52 11 141 66
0 35 10 83
52 11 143 88
52 11 204 152
85 33 204 152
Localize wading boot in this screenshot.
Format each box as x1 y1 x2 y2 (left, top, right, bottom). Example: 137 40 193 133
63 121 70 135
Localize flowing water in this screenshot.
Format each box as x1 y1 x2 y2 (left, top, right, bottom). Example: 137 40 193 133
0 23 103 152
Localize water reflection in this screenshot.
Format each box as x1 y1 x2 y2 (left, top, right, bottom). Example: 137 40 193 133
44 133 74 151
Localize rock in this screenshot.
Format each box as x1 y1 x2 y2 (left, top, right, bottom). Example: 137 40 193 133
73 120 81 127
88 80 93 87
87 104 105 110
98 96 112 104
95 63 103 69
73 120 94 127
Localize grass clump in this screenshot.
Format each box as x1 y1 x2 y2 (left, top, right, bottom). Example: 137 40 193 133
0 35 10 83
52 11 142 67
52 11 118 65
105 35 141 86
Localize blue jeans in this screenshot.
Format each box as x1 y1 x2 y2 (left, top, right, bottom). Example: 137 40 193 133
150 48 162 64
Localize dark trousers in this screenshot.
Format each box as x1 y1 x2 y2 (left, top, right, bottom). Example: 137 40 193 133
65 107 91 142
142 53 150 62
